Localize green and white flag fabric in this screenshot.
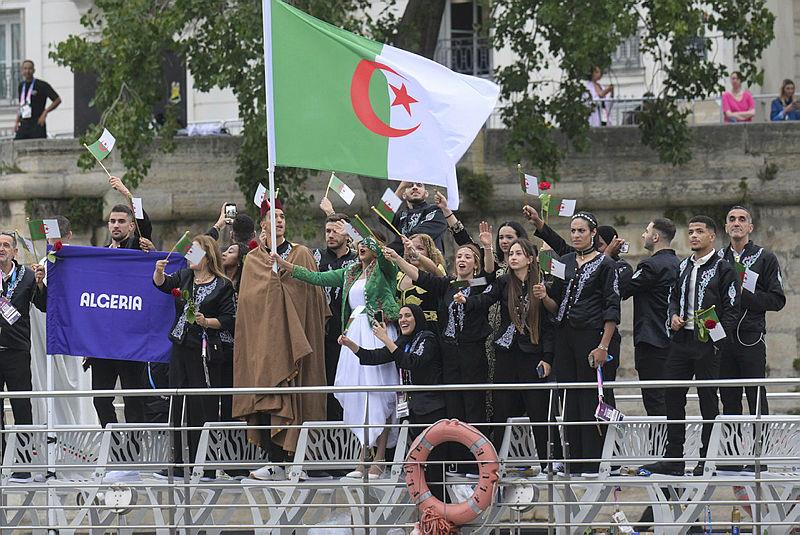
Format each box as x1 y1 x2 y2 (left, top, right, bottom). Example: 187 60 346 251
375 188 402 221
87 129 116 161
328 173 355 205
262 0 499 210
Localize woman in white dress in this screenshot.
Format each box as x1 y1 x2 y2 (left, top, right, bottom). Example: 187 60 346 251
274 233 400 478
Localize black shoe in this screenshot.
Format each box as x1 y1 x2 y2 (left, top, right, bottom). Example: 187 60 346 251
718 463 744 472
635 505 654 533
9 471 32 483
638 461 684 476
153 468 185 480
692 462 709 476
743 464 767 472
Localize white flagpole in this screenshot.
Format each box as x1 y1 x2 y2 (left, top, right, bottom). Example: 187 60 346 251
262 0 278 271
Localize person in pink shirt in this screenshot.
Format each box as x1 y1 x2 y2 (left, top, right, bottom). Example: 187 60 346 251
722 71 755 123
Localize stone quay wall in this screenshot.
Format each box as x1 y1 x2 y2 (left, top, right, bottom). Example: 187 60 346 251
1 122 798 407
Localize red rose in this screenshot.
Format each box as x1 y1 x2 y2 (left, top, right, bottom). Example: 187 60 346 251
247 239 259 250
538 180 551 191
53 240 63 251
704 319 717 329
171 288 182 298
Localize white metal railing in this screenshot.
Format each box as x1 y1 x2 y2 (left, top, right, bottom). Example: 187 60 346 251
0 377 798 533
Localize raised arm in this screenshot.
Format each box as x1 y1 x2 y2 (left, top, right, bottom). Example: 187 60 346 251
383 245 420 282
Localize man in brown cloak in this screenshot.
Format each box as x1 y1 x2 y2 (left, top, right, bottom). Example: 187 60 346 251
233 198 328 478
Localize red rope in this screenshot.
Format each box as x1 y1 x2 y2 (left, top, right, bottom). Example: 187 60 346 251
415 505 458 535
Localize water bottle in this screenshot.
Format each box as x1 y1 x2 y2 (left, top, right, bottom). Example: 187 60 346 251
731 506 741 535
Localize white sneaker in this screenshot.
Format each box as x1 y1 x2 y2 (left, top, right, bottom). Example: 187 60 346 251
344 470 363 479
249 465 286 481
104 470 141 482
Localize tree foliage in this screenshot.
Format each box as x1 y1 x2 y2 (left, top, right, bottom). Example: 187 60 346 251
492 0 775 178
51 0 397 234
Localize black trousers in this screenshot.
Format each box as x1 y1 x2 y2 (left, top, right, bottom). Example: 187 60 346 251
719 332 768 416
324 334 343 422
14 121 46 140
209 353 234 422
492 345 561 464
634 342 668 416
410 407 448 502
91 358 146 427
664 330 720 459
0 349 33 430
169 343 216 466
554 325 617 474
441 339 487 471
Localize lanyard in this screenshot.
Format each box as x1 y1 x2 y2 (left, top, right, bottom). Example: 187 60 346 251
4 267 19 299
19 79 35 106
400 343 412 385
596 367 604 402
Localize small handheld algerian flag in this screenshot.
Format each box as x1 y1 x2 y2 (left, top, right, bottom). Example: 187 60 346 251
375 188 403 222
351 215 375 243
253 183 268 207
28 220 46 240
87 129 116 161
450 276 488 289
344 222 363 243
42 219 61 239
328 173 355 205
184 241 207 265
173 232 193 256
15 231 35 258
555 199 577 217
539 250 566 279
131 197 144 219
742 268 758 293
344 305 366 335
518 166 539 195
696 306 725 342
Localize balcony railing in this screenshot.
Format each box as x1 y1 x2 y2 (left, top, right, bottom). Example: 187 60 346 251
434 36 492 78
0 65 22 107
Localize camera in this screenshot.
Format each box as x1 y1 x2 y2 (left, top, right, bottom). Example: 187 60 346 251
224 203 237 219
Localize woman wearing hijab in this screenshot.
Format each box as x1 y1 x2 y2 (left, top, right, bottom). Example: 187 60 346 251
339 304 446 498
533 212 621 475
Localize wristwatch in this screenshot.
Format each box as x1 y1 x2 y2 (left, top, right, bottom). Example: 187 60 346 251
597 343 608 351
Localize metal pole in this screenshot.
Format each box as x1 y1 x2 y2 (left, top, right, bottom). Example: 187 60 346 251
546 389 555 535
180 395 193 535
754 386 763 535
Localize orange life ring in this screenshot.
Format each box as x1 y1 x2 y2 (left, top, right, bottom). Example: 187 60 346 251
404 419 499 526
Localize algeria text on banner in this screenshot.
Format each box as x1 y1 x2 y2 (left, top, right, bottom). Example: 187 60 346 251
46 246 186 363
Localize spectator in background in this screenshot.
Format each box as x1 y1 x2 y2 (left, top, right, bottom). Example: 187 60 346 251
584 66 614 127
770 79 800 121
722 71 755 123
208 203 256 245
14 60 61 140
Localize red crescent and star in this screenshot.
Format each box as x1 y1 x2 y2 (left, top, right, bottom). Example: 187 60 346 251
350 59 420 138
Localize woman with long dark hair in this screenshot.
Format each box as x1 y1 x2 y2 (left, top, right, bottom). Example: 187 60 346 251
454 239 557 464
221 241 249 293
533 213 620 475
153 235 236 477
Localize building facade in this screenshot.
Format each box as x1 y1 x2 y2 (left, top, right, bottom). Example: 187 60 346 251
1 0 797 138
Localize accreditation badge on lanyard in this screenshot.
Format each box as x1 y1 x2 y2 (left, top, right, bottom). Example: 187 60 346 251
19 79 34 119
395 344 411 420
0 268 22 326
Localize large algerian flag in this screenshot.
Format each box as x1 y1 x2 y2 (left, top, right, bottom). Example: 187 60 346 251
262 0 499 210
